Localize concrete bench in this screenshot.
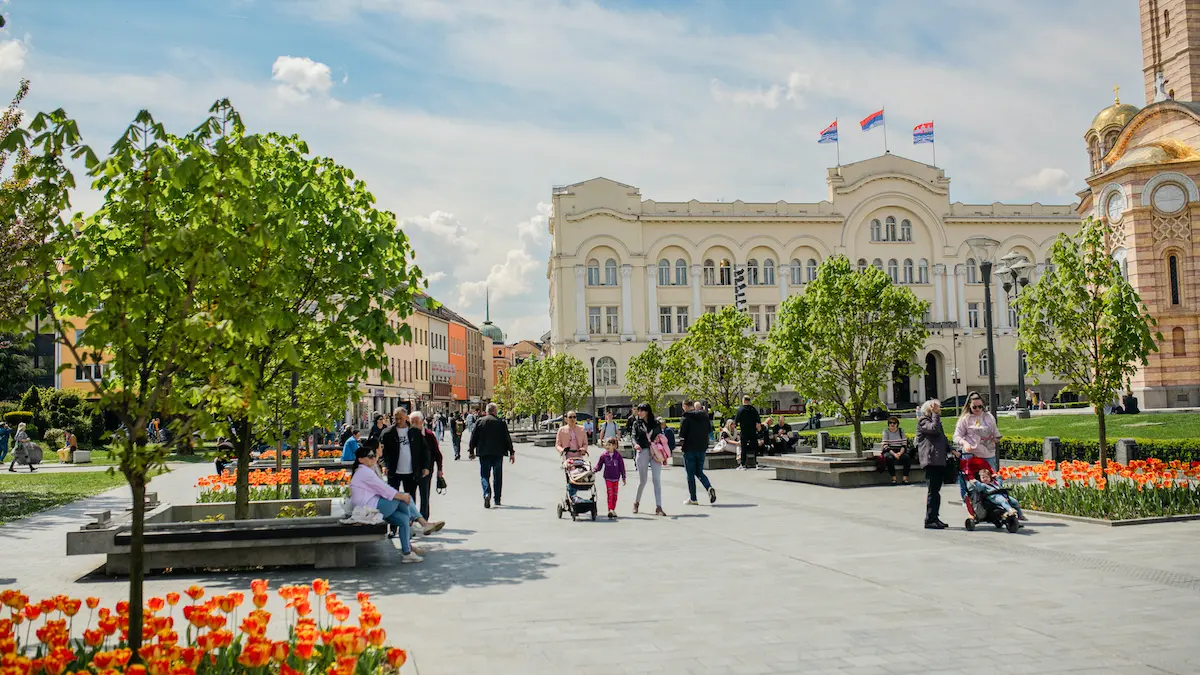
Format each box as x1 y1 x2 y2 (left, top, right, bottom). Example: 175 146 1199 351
759 454 927 488
670 451 740 470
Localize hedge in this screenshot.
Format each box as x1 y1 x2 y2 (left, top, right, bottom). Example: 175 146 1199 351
3 411 33 426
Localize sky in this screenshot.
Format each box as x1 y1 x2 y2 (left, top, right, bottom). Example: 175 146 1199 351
1 0 1143 341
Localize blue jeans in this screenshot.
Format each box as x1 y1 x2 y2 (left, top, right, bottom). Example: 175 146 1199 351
683 451 712 501
479 455 504 501
452 436 461 458
0 444 7 463
377 498 420 554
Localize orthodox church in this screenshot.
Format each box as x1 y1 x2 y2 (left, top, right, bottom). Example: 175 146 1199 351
1079 0 1200 408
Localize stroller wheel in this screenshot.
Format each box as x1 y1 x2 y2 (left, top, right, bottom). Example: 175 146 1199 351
1005 516 1020 533
993 520 1004 529
590 509 597 521
556 504 563 519
964 518 975 531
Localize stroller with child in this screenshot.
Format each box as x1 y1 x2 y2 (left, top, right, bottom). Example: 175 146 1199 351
961 455 1020 533
556 456 598 521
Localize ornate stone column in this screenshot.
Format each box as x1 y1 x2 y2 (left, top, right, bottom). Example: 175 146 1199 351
646 266 660 339
574 265 588 341
945 264 959 326
620 264 634 341
778 262 790 304
690 263 702 321
955 264 968 331
932 264 946 322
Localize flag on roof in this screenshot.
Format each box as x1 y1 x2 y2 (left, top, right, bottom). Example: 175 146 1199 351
860 109 884 131
818 120 838 144
913 121 934 144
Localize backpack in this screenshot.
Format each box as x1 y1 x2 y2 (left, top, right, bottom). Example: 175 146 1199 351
650 432 670 465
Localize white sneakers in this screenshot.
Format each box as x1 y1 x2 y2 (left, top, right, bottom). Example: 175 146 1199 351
401 551 424 564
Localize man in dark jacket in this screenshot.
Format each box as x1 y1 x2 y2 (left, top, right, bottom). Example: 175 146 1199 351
679 400 716 505
468 402 514 508
382 408 429 506
734 395 760 470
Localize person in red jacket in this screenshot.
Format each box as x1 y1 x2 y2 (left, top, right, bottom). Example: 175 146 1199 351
410 411 444 520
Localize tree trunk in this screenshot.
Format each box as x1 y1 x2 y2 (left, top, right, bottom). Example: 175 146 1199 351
1097 407 1108 471
852 416 864 458
234 417 252 520
126 470 147 660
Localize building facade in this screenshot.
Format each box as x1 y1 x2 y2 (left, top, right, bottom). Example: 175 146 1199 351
448 321 468 404
548 155 1080 409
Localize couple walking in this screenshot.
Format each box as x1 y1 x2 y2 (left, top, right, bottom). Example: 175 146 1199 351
628 400 717 515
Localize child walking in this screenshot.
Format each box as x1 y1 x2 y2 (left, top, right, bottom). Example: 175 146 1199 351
593 437 627 519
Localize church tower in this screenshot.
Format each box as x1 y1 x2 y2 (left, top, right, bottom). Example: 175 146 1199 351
1142 0 1200 103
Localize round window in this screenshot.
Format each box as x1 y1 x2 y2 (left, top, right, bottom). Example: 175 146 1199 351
1152 183 1188 214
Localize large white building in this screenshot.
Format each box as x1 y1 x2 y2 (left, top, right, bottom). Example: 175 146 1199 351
547 154 1080 410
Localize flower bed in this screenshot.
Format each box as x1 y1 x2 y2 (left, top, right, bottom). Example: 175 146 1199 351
196 470 349 503
258 450 342 461
1 579 407 674
999 459 1200 520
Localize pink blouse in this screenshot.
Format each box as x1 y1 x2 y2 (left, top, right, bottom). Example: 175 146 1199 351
953 412 999 459
349 465 399 510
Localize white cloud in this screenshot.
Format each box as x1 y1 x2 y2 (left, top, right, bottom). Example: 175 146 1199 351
458 247 538 306
710 79 782 109
1017 167 1072 195
0 37 27 75
400 210 478 252
270 55 333 98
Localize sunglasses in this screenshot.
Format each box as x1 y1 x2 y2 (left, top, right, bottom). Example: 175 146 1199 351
567 415 576 419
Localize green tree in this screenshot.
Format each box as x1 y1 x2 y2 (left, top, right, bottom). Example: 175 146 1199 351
622 340 680 414
506 356 546 427
1016 217 1161 469
186 109 421 520
0 333 42 401
492 369 515 418
769 256 928 456
537 352 590 417
668 306 775 419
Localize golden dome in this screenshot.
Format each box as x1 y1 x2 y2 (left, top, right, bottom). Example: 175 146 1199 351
1089 87 1140 136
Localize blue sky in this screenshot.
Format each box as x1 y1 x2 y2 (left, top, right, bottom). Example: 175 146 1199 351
1 0 1142 339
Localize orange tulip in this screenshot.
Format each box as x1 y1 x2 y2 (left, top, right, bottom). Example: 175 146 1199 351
387 648 408 669
293 640 316 661
184 586 205 601
250 579 268 595
165 592 180 607
85 597 100 610
271 640 290 662
146 597 165 614
312 579 330 596
252 593 268 609
367 627 387 647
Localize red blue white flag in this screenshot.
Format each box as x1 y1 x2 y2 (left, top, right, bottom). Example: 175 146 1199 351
860 109 884 131
913 121 934 144
818 120 838 144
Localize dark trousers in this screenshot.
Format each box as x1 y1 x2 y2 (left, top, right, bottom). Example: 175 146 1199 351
683 451 712 501
390 473 419 504
479 455 504 501
925 465 944 524
418 475 432 519
739 439 755 468
885 450 912 478
452 435 461 459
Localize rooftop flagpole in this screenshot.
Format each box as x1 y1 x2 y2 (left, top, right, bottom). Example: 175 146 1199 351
836 117 841 166
882 106 889 153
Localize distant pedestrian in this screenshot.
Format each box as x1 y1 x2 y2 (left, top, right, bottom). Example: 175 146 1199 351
8 423 36 472
599 410 619 444
593 437 627 519
917 399 953 530
368 413 387 443
680 400 716 505
340 428 361 463
631 402 666 516
451 413 466 460
469 402 515 508
0 421 10 464
734 395 760 470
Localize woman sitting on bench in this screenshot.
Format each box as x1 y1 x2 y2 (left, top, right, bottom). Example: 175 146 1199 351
349 439 444 564
880 416 912 484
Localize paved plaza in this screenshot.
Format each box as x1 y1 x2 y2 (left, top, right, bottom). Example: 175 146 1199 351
3 440 1200 674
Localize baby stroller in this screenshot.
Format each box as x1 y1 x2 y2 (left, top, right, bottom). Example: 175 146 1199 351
961 456 1020 534
556 457 598 521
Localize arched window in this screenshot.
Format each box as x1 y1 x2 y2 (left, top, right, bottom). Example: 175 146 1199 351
918 259 929 284
857 258 868 273
1169 254 1181 305
604 258 618 286
1173 327 1186 356
746 259 760 286
886 216 897 241
587 259 601 285
791 259 803 285
871 219 882 241
902 259 914 284
966 258 979 283
675 259 688 285
887 259 899 283
1089 138 1101 174
719 260 732 286
658 259 670 286
1104 130 1119 154
872 258 884 272
901 219 912 241
703 259 716 286
807 258 818 282
762 259 775 285
597 356 618 386
979 349 990 376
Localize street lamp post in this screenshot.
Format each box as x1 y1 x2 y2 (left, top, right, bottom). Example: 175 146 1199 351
996 253 1035 420
966 237 1000 414
586 346 598 423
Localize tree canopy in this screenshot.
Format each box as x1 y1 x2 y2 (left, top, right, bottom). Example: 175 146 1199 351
537 352 590 417
668 306 775 418
622 340 680 414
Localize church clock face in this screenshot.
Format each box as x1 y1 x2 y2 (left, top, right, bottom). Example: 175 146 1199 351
1152 183 1187 213
1106 191 1126 223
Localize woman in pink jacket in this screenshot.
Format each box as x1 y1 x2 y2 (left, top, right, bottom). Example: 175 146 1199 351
556 411 590 501
953 391 1001 501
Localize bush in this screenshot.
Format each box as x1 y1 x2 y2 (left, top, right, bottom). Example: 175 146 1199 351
44 427 66 450
3 410 32 427
17 387 101 444
0 401 19 415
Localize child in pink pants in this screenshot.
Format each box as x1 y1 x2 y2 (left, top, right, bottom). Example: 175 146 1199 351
593 437 627 519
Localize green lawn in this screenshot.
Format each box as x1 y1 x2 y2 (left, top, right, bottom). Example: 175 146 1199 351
32 443 215 466
0 471 130 524
854 412 1200 441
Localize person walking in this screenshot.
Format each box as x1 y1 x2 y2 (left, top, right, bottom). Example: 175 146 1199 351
8 423 36 472
469 402 515 508
411 411 443 520
631 402 667 516
451 413 465 460
734 395 760 470
679 400 716 505
0 421 10 465
599 409 619 444
381 409 429 511
917 399 953 530
593 437 626 518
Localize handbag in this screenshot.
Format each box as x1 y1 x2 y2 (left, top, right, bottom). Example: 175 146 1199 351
650 433 670 465
436 475 447 495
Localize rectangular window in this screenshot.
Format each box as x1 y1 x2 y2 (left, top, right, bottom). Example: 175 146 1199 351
588 307 601 335
659 306 673 334
676 306 689 334
605 306 619 334
705 305 717 315
765 305 776 332
968 302 980 329
750 305 761 332
587 266 601 286
75 363 103 382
